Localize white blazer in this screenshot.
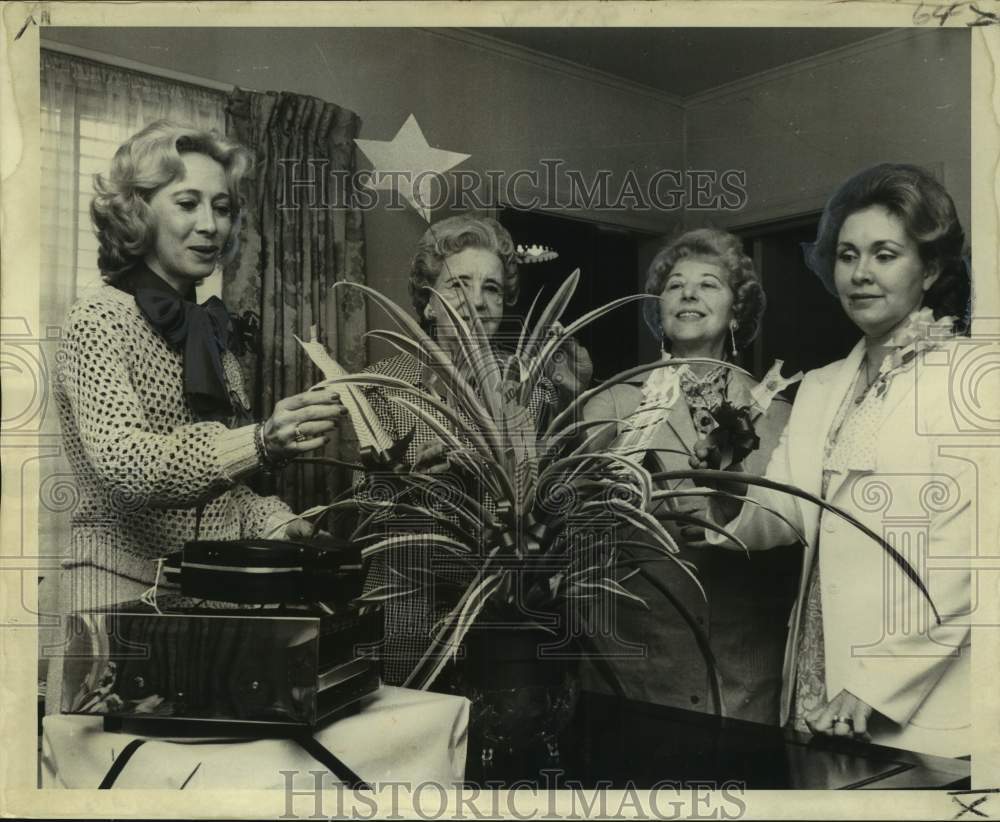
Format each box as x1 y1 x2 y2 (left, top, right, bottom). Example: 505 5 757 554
708 338 974 757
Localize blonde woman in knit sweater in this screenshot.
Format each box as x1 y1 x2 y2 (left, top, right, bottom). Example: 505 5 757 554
45 122 345 712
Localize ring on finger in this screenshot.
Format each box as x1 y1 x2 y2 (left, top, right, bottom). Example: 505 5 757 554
833 715 853 728
294 424 308 443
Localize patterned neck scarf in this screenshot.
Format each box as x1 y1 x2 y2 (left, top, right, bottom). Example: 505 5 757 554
678 364 730 436
824 308 957 474
117 262 252 426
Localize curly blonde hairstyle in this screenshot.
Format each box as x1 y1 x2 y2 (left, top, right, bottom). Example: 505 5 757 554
90 120 252 282
643 227 766 355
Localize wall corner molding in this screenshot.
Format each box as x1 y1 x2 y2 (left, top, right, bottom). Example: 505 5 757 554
684 29 934 107
424 27 686 109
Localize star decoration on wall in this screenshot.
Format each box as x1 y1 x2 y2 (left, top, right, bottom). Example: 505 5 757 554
355 114 470 222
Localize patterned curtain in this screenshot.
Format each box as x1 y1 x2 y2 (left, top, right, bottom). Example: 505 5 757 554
225 88 367 514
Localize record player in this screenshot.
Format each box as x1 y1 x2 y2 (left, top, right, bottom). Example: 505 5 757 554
59 538 382 733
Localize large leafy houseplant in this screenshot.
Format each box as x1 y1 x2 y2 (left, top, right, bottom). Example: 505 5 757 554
302 271 938 709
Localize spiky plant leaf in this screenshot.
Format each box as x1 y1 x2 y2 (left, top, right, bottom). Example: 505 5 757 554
511 287 547 374
537 451 653 511
652 468 941 624
336 274 769 694
386 395 509 514
653 487 809 546
389 471 491 537
356 584 419 603
519 268 581 366
361 331 504 460
400 543 503 688
293 455 366 472
539 417 626 463
340 497 477 545
569 500 708 602
424 285 504 424
325 371 517 505
360 533 475 561
337 279 508 459
521 293 652 404
545 356 754 439
653 510 751 555
404 570 505 691
560 418 626 465
636 446 696 460
568 579 650 609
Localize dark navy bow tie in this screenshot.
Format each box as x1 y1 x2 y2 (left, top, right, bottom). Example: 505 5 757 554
119 263 246 424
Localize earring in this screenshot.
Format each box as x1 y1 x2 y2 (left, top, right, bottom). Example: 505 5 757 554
423 304 439 341
729 320 738 358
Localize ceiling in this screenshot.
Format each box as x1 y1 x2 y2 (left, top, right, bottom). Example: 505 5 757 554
471 28 891 98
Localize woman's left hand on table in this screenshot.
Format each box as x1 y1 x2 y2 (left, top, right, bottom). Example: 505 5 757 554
805 689 874 741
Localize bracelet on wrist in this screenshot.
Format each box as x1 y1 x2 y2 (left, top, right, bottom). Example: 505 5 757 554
254 422 288 474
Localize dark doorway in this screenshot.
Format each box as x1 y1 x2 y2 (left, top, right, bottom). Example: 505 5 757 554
738 216 859 396
498 208 660 382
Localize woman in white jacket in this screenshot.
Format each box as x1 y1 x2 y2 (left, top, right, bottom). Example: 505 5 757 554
700 163 976 757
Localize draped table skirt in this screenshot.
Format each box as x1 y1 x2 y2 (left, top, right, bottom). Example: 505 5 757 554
42 686 468 789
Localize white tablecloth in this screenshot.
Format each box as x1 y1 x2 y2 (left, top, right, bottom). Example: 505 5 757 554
42 686 469 789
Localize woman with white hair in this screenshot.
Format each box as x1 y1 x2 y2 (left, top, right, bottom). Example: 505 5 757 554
360 214 560 686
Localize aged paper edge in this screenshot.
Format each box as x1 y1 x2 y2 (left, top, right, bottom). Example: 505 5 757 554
1 1 997 818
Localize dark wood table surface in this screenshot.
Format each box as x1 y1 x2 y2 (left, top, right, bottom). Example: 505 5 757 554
465 690 971 789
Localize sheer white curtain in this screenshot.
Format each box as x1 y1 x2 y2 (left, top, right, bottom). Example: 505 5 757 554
38 51 229 680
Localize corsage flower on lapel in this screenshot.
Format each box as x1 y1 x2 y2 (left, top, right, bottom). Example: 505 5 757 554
867 308 958 399
701 360 803 469
704 401 760 468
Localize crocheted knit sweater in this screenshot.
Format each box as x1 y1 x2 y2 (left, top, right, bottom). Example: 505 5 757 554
54 285 295 594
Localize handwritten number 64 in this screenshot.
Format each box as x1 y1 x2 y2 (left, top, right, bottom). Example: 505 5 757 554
912 1 969 25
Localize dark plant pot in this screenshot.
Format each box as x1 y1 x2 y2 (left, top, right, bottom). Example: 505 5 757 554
459 623 579 758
